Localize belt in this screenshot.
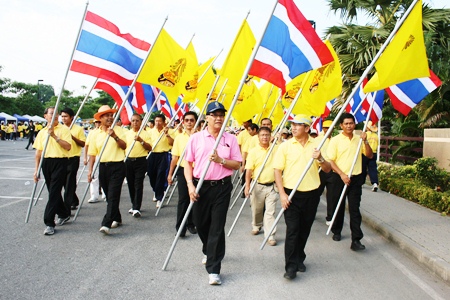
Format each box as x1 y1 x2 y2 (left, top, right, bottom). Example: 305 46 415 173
127 157 146 161
100 161 123 166
194 175 231 186
258 182 274 186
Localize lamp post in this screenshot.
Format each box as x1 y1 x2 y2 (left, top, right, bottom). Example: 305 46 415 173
37 79 43 102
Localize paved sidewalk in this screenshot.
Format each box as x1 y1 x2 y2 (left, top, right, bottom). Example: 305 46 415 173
359 184 450 284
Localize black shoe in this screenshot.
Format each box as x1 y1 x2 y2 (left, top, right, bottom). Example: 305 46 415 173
71 205 78 210
179 231 186 237
332 233 341 241
298 262 306 272
283 269 297 280
351 240 366 251
187 226 197 234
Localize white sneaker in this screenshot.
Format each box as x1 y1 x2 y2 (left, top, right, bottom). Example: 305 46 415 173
208 273 222 285
152 195 157 202
101 193 107 200
88 198 99 203
128 208 133 214
326 221 331 226
99 226 110 235
202 255 207 265
132 210 141 218
372 183 378 192
111 221 122 228
156 200 162 208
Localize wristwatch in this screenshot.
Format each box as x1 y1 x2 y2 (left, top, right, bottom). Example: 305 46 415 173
220 158 226 165
140 141 145 145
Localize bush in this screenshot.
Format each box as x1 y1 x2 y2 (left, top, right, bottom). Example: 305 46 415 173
378 160 450 214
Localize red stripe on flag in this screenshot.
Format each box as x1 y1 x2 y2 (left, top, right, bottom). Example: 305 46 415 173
85 11 151 51
251 60 287 94
70 61 133 86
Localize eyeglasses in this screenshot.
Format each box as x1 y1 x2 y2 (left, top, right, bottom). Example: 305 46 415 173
184 118 196 123
209 113 225 118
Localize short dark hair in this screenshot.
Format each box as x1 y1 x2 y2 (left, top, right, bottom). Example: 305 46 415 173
260 118 272 125
132 113 142 120
258 126 272 134
155 114 166 122
340 113 355 124
149 120 155 125
61 107 75 117
249 123 259 131
183 111 198 122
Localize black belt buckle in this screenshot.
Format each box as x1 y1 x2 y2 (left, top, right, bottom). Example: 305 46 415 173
210 180 218 186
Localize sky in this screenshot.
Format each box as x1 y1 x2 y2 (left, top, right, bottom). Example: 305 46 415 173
0 0 447 97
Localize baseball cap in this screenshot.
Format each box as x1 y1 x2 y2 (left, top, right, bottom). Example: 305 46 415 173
206 101 227 114
291 114 312 125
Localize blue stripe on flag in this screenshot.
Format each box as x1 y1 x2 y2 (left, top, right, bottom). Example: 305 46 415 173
396 80 430 105
77 30 143 74
261 16 313 78
142 84 156 111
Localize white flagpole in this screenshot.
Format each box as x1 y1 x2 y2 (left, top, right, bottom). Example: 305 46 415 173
25 1 90 223
162 0 280 271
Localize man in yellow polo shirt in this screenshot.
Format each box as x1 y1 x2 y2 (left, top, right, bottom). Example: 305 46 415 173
88 105 126 235
167 111 198 237
244 126 278 245
147 114 173 208
327 112 373 251
273 114 331 280
125 113 152 218
61 107 86 210
33 107 72 235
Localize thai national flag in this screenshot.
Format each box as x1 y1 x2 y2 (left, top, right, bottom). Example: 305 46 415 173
311 116 322 133
71 11 150 86
386 70 442 116
156 92 174 119
249 0 333 93
94 80 135 125
346 79 384 123
174 95 189 120
283 108 295 121
321 99 335 118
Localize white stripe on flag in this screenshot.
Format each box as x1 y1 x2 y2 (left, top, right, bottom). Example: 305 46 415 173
73 51 136 80
273 3 322 69
255 47 292 84
418 77 437 93
83 21 148 58
389 85 415 108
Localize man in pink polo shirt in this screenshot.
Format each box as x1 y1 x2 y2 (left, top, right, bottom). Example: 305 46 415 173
184 101 242 286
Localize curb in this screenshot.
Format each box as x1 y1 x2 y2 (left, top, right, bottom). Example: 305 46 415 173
361 209 450 285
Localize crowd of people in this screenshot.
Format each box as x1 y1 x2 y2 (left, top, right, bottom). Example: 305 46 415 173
0 120 43 144
29 102 379 285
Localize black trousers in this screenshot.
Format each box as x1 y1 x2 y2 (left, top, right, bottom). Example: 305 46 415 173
63 156 80 210
193 176 232 274
25 133 35 149
329 172 364 241
147 152 169 201
318 170 334 221
283 188 320 272
175 167 194 233
125 157 147 211
362 154 379 185
99 162 126 228
42 158 69 226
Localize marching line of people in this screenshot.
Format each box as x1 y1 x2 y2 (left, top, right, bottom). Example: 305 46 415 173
30 102 378 285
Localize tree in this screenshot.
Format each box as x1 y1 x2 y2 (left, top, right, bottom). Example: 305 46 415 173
325 0 450 135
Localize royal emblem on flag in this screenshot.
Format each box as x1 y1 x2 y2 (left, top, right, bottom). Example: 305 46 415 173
158 58 187 87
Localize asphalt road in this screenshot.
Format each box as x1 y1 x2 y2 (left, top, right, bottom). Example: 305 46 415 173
0 140 448 299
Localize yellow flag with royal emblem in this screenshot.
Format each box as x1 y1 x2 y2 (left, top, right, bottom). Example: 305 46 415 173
180 41 199 103
138 29 198 106
364 0 429 93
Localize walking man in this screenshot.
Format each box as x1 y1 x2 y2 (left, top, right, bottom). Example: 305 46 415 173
87 105 127 235
273 114 330 280
327 113 373 251
167 111 198 237
244 126 278 245
33 107 72 235
184 102 242 285
60 108 86 210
